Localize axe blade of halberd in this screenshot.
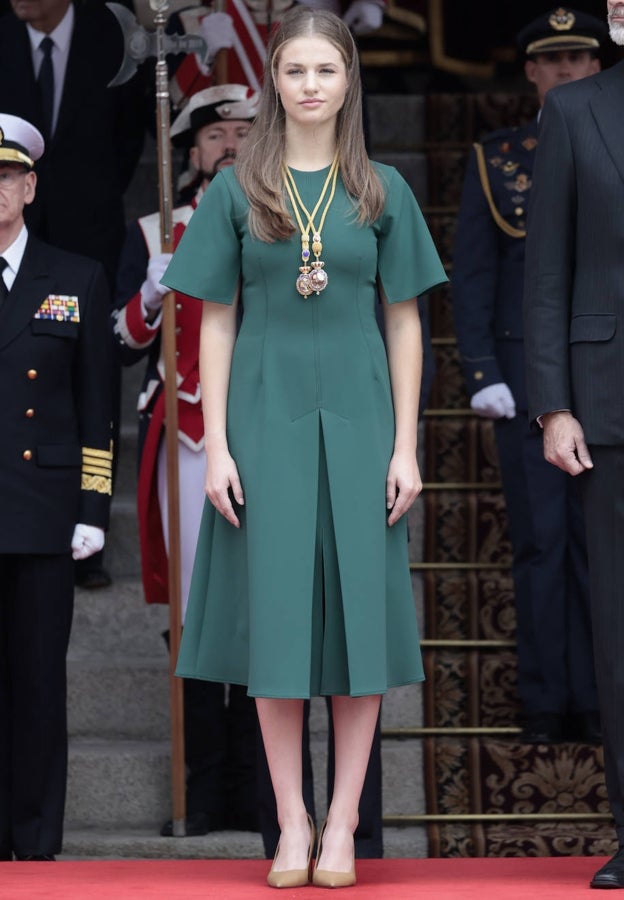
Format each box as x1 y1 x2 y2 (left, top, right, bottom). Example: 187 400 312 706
106 1 209 87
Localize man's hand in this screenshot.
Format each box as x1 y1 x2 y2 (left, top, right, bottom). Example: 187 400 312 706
72 524 105 560
140 252 173 316
470 383 516 419
542 411 593 476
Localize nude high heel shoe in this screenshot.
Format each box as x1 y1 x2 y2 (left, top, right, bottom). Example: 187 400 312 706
267 813 316 889
312 820 357 888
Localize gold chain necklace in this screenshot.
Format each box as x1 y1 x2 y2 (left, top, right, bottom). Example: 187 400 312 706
283 154 339 297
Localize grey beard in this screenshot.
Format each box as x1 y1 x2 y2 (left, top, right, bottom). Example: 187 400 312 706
609 11 624 44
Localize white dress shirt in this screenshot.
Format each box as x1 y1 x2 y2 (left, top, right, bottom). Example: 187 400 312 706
1 225 28 291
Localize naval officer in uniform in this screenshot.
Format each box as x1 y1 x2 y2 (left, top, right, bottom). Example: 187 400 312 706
0 114 112 860
451 8 606 744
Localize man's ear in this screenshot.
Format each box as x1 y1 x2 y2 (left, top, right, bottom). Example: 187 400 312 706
524 58 537 87
24 170 37 206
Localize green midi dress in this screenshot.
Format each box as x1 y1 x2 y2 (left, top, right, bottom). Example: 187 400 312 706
162 162 447 698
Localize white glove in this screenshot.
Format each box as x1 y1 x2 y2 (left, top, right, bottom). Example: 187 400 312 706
72 524 105 561
342 0 383 33
198 12 235 73
471 382 516 419
140 253 173 315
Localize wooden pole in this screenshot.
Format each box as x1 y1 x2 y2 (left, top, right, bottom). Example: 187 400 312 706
153 0 186 837
212 0 228 84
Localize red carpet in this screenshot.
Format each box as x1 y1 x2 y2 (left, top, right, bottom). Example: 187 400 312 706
0 857 610 899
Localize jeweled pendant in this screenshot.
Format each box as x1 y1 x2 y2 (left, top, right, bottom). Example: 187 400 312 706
296 266 313 297
310 261 328 295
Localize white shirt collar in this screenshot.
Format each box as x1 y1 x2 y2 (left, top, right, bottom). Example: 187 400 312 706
1 225 28 288
26 3 74 56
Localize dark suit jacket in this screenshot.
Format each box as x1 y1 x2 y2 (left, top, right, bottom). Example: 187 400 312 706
0 234 112 554
524 61 624 445
0 2 145 285
453 119 538 411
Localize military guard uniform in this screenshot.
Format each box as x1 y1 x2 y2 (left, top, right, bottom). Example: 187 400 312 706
113 86 260 835
0 115 112 859
452 8 607 743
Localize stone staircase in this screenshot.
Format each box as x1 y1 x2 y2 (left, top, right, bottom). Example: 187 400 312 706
61 94 431 860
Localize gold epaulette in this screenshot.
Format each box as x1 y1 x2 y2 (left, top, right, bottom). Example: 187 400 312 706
473 142 526 239
81 443 113 496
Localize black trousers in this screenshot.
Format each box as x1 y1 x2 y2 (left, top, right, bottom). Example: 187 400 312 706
494 415 596 715
580 445 624 843
183 679 258 828
0 553 74 857
257 699 383 859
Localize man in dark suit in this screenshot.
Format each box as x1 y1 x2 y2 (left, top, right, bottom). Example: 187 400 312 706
0 113 112 861
524 0 624 888
0 0 145 588
452 7 606 745
0 0 144 287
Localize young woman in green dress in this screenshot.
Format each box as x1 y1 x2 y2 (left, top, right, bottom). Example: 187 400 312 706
163 5 446 888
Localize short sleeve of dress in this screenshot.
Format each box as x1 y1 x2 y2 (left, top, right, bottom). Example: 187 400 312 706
376 165 447 303
162 171 241 304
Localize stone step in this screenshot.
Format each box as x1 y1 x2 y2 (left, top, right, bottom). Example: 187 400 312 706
65 737 424 829
106 497 141 579
70 582 167 657
67 657 169 741
65 739 170 829
61 825 427 860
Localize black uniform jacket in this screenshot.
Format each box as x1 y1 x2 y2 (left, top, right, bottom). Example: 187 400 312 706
0 235 112 554
452 119 538 411
0 2 145 283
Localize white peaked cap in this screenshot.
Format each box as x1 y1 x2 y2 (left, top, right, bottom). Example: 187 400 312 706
0 113 44 167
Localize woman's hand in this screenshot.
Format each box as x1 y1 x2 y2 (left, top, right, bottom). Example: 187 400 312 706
205 447 245 528
386 449 422 526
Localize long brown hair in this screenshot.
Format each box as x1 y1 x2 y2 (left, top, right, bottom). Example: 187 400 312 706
235 5 385 241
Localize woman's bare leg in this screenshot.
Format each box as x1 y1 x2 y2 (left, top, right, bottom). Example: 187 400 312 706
256 697 312 871
318 694 382 872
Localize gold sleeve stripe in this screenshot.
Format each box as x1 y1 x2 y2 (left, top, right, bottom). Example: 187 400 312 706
473 142 526 239
82 446 113 461
83 455 112 469
83 464 112 477
81 473 112 495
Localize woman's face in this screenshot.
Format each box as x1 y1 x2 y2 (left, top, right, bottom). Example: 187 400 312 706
275 35 348 131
